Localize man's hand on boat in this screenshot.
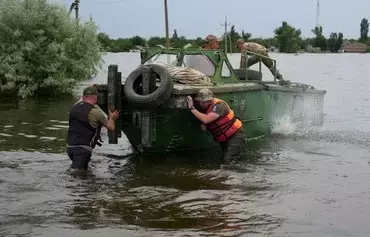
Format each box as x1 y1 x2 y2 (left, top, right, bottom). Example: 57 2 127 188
186 96 194 109
108 109 120 121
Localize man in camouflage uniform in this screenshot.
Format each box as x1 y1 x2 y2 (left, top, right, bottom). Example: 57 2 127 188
186 88 246 164
66 86 119 170
235 39 284 80
202 35 220 49
184 35 220 75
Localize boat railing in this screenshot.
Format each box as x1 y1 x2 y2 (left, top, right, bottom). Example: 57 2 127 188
242 50 277 82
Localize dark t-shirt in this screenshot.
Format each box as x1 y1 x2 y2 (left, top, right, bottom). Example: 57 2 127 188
209 102 228 117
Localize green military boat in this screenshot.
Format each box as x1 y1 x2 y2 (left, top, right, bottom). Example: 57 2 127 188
95 47 326 153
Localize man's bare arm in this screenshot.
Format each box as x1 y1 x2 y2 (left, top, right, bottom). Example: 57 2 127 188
102 110 119 131
190 109 220 124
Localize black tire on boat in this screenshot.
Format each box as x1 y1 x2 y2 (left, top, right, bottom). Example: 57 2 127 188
234 69 262 81
124 64 173 109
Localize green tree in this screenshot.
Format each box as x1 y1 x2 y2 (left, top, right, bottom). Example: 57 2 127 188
360 18 369 42
147 37 166 47
172 29 178 41
246 37 277 49
336 33 344 52
130 35 146 46
176 36 188 48
274 21 302 53
241 30 252 41
311 26 327 51
229 25 241 52
171 29 182 48
327 32 338 52
192 37 204 48
264 38 278 48
97 32 112 51
0 0 102 98
301 37 314 50
110 38 133 52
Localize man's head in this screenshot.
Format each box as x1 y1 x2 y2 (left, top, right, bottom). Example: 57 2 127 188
235 38 245 50
194 88 214 110
202 35 220 49
82 85 98 104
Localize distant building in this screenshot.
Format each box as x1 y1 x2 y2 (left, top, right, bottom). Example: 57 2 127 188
342 41 367 53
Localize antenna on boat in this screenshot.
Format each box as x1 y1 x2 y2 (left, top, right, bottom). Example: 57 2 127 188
164 0 170 48
221 16 231 54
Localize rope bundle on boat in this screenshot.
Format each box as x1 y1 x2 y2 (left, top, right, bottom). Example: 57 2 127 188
154 63 213 85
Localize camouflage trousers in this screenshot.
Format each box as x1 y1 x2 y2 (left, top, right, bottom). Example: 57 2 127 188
241 54 283 80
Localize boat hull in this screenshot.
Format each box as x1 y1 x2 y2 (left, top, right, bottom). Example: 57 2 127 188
118 83 325 153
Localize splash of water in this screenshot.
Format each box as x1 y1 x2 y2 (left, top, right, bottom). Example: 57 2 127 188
270 92 325 137
271 115 297 135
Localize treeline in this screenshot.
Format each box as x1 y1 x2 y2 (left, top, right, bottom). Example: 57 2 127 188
98 18 370 53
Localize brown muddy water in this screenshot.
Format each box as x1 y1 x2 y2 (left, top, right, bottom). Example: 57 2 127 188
1 53 370 237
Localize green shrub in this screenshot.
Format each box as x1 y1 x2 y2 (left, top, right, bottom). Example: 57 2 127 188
0 0 102 98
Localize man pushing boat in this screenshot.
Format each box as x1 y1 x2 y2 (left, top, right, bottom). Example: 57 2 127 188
186 88 246 163
66 85 119 170
235 39 284 80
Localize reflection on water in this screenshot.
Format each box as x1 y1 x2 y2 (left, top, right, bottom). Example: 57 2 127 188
3 131 370 237
0 147 286 237
0 96 77 153
0 96 283 236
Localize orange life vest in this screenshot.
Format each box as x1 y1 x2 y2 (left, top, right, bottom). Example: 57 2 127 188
205 98 242 142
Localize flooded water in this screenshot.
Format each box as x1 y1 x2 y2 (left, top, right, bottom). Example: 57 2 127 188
1 52 370 237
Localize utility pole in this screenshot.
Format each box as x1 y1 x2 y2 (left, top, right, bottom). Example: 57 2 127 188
229 34 232 54
69 0 79 22
164 0 170 48
316 0 320 27
75 0 79 21
221 16 231 54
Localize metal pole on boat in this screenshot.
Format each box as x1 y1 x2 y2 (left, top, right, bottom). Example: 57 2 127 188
164 0 170 48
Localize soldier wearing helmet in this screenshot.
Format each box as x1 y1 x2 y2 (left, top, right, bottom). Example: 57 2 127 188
202 34 220 49
66 85 120 170
235 39 284 80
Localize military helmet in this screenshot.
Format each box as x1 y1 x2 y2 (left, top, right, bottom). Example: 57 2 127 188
195 88 214 102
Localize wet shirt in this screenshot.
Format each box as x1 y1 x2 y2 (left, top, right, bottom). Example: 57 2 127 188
88 105 108 128
241 42 268 56
209 102 228 117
